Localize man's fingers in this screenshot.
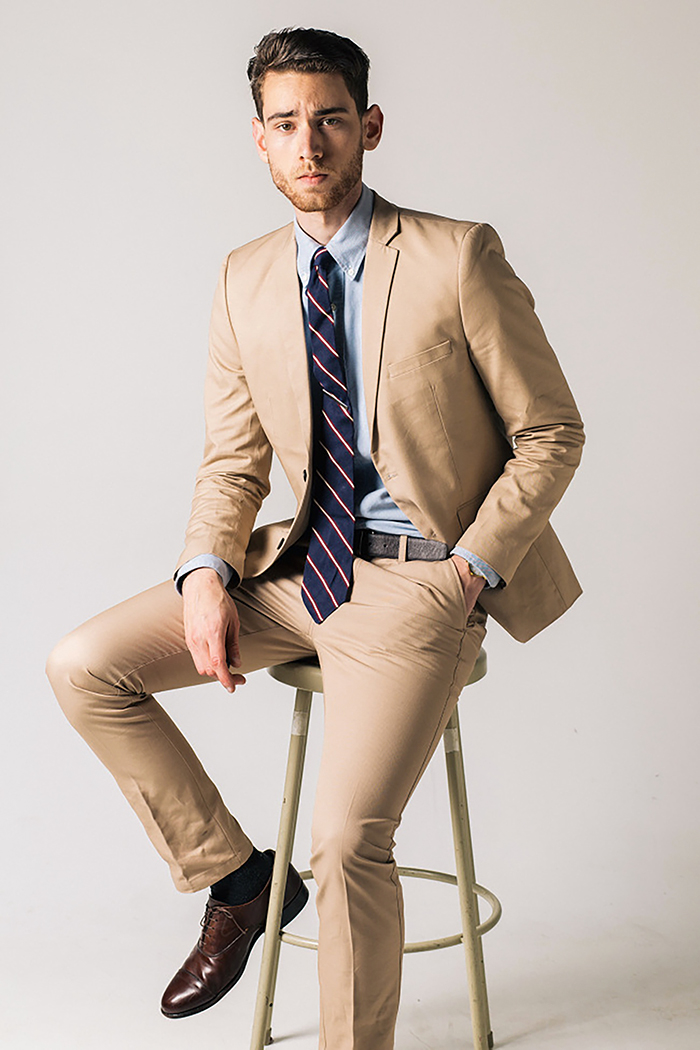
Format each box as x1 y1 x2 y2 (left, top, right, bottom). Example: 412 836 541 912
209 641 239 693
184 629 230 685
227 612 242 668
181 574 243 691
186 635 211 679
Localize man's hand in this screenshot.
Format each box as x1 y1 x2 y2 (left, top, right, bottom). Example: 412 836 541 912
181 568 246 693
449 555 486 617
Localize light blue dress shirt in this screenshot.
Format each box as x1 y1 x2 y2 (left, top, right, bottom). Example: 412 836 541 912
177 184 501 592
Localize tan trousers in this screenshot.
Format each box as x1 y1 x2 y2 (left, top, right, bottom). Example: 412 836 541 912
46 545 487 1050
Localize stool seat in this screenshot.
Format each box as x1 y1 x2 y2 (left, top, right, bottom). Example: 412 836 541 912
251 646 498 1050
268 646 488 692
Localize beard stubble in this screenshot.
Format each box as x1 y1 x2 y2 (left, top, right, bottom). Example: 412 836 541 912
268 140 364 213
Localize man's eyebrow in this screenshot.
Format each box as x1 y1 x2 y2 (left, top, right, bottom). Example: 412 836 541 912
265 106 350 123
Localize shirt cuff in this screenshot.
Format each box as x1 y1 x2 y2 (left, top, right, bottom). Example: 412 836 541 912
174 554 235 594
450 547 502 589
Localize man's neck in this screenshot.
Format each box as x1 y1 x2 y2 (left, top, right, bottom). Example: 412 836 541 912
293 181 363 245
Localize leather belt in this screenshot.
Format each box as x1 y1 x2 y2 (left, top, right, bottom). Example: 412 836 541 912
354 529 449 561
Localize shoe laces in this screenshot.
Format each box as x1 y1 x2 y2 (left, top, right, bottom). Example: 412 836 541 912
198 898 225 952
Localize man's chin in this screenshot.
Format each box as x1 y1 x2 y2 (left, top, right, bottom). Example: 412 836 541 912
291 190 339 213
281 183 345 213
271 170 362 214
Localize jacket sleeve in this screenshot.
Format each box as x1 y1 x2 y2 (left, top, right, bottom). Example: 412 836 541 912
456 223 585 585
175 256 273 587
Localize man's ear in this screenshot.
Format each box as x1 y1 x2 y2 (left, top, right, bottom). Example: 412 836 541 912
251 117 269 163
362 104 384 153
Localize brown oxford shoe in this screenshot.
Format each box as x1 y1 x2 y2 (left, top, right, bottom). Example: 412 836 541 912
161 850 308 1019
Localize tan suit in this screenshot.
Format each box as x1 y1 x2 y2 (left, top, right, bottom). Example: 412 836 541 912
178 193 584 640
47 192 583 1050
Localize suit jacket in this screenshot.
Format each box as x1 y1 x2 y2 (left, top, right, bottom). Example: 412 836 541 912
176 193 585 642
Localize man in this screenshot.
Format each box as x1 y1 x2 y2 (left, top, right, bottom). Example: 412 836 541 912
47 27 584 1050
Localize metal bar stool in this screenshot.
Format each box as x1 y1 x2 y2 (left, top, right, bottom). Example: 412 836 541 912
250 648 500 1050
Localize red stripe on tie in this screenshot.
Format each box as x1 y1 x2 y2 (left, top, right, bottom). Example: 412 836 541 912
307 291 335 324
326 390 354 420
318 473 354 518
322 410 354 455
311 527 351 586
314 500 354 553
312 353 347 391
320 441 353 486
309 324 340 359
301 581 323 621
307 553 340 604
314 248 331 289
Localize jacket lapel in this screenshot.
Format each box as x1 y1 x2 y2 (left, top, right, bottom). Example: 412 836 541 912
261 226 313 460
361 194 400 447
258 195 400 462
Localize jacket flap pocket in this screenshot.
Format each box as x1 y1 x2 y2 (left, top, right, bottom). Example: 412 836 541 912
388 339 452 378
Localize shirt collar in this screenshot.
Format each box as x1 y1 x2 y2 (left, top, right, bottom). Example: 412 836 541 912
294 183 374 285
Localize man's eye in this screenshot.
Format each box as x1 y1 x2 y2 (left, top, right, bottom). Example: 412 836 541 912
322 118 339 126
277 123 293 131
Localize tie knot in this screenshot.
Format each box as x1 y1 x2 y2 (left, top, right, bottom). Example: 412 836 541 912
312 246 335 280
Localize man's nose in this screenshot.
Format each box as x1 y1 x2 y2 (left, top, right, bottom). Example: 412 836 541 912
298 122 322 160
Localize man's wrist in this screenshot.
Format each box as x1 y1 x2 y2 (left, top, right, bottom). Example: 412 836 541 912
181 567 226 594
450 546 502 589
175 554 235 594
450 554 487 603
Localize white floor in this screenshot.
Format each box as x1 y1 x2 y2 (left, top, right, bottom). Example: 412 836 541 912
3 872 698 1050
4 656 699 1050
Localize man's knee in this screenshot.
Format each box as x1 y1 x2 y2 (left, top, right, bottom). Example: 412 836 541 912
46 622 121 727
310 814 397 882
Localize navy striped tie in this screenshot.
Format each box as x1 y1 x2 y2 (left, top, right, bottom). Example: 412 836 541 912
301 247 355 623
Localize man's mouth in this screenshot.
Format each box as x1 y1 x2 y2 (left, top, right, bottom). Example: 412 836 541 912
297 171 330 183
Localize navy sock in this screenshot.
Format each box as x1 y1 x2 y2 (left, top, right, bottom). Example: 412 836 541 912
210 847 274 906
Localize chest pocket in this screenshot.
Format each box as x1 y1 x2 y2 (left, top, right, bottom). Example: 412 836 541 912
388 339 453 378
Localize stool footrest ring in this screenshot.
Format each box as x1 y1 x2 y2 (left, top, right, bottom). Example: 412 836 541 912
279 867 501 952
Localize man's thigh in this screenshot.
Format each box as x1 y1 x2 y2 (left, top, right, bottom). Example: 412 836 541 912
311 555 487 834
55 555 314 700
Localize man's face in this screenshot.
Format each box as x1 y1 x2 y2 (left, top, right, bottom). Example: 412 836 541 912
252 71 381 213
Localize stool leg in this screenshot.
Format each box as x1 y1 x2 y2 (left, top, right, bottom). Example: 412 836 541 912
443 706 495 1050
250 687 313 1050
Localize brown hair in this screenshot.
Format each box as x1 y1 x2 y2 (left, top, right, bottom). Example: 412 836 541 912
247 27 370 119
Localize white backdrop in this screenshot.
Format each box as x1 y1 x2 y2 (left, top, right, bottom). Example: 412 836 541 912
1 2 698 1048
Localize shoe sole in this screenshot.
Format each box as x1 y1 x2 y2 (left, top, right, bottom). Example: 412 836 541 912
161 878 310 1019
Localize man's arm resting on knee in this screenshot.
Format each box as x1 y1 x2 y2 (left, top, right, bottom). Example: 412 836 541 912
181 568 246 693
